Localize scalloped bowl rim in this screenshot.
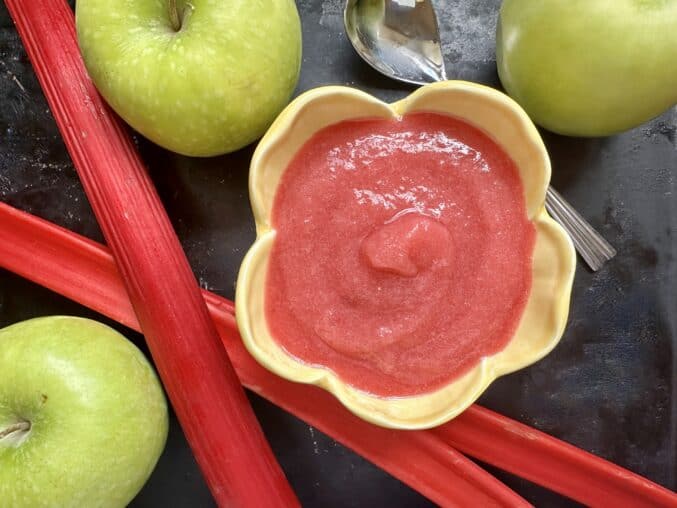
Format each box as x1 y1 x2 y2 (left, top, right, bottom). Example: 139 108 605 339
236 81 576 429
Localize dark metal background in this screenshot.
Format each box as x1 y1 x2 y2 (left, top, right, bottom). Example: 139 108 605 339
1 1 674 505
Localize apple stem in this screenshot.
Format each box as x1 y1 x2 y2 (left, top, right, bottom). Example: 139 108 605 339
0 420 31 440
168 0 182 31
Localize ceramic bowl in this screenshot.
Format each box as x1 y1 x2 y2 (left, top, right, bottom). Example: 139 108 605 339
236 81 576 429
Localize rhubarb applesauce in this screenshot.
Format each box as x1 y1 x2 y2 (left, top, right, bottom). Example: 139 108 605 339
264 113 535 396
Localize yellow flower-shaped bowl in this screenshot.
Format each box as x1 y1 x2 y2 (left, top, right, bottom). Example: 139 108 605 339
236 81 576 429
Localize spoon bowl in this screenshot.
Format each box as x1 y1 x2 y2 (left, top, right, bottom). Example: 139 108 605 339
344 0 446 85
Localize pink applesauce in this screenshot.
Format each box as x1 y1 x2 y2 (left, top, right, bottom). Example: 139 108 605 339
265 113 535 397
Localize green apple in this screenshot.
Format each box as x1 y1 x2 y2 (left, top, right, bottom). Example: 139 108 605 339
75 0 302 157
496 0 677 137
0 316 168 507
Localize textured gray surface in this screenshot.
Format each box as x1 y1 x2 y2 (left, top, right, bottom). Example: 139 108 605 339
0 0 675 506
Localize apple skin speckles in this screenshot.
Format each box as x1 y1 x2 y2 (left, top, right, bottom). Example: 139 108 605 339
497 0 677 136
75 0 302 156
0 316 168 508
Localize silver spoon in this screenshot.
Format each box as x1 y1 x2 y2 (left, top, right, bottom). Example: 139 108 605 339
344 0 616 271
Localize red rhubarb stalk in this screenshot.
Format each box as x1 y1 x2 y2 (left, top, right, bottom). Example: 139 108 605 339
433 408 677 508
3 1 297 505
3 203 677 508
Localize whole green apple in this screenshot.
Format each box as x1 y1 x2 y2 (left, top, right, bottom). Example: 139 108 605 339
0 316 168 507
496 0 677 137
76 0 302 156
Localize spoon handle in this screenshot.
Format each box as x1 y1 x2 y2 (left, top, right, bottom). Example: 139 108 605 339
545 186 616 271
